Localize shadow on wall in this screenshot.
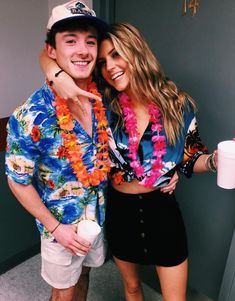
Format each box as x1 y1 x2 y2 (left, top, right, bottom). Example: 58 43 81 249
0 150 40 275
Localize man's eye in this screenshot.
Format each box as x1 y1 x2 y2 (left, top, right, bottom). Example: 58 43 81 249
87 40 97 46
66 39 76 44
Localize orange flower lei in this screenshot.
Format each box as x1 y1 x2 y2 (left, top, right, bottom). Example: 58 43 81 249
53 81 110 187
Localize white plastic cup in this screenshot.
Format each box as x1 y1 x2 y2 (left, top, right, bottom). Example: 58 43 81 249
217 140 235 189
76 220 101 256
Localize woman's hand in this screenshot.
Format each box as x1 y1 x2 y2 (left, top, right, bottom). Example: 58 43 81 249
39 47 101 114
52 70 101 103
160 171 179 194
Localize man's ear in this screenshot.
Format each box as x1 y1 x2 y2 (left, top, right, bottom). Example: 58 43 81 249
47 44 57 60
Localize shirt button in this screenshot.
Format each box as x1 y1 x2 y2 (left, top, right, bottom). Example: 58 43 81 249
140 219 144 224
141 232 145 238
139 208 143 213
144 248 148 253
138 195 143 199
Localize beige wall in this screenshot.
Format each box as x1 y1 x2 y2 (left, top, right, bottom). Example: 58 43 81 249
0 1 48 118
0 1 93 118
48 0 93 13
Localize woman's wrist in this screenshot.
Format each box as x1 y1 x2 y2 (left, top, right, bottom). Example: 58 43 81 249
48 69 64 86
205 153 217 172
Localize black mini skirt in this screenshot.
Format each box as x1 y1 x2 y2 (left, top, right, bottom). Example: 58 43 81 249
105 186 188 266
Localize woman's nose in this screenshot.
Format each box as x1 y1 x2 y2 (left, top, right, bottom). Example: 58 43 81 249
106 58 115 71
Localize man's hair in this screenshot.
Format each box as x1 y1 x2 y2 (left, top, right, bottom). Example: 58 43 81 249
46 19 98 48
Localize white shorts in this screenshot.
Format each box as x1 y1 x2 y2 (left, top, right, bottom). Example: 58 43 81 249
41 230 107 289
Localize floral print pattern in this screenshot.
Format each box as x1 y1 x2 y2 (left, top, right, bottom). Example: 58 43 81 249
5 83 107 238
106 102 208 187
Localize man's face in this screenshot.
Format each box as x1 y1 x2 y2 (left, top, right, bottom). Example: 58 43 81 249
48 27 98 85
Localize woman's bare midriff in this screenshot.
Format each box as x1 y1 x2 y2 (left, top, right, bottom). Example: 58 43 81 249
111 178 158 194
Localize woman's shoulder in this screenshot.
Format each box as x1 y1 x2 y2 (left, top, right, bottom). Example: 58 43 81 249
182 96 197 124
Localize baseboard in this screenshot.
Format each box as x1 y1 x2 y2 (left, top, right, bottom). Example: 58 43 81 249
0 243 40 275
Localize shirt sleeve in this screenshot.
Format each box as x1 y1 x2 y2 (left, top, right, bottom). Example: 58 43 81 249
5 111 40 185
179 111 208 178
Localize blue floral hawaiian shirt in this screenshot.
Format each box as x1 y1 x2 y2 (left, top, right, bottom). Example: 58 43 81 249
5 83 108 238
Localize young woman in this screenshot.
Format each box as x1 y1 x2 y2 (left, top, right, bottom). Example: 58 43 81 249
40 23 217 301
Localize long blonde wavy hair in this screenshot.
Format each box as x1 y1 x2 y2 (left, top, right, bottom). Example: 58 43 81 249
100 23 196 145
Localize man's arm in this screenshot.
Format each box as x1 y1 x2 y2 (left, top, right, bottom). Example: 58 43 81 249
8 178 90 255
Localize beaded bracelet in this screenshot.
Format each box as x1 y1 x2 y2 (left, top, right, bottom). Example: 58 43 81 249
205 153 217 173
205 155 210 171
49 69 64 86
210 152 217 172
50 221 61 234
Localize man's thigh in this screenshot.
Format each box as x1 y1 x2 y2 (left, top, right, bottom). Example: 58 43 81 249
41 229 106 289
41 239 84 289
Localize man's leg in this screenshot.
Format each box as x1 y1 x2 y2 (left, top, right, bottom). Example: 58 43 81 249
48 266 90 301
48 266 91 301
50 286 75 301
73 266 91 301
41 237 92 301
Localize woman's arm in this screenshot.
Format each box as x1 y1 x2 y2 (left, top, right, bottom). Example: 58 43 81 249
193 151 217 173
39 48 62 83
39 48 101 102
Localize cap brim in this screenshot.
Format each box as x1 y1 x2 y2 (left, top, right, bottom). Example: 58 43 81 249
51 15 110 38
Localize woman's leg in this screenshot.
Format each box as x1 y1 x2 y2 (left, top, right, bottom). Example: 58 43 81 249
156 258 188 301
114 256 145 301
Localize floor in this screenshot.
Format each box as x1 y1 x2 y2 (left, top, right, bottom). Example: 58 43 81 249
0 254 214 301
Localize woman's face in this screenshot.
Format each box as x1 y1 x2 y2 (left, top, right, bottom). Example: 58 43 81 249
98 39 130 93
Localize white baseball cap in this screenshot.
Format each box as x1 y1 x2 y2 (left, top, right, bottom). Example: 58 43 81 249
47 0 109 35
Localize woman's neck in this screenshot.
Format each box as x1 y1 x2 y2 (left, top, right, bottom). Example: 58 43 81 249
124 91 148 109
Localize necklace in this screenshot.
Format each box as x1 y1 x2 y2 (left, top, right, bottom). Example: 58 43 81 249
53 81 110 187
116 93 166 188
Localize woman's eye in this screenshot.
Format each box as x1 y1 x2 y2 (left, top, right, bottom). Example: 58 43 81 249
112 51 119 58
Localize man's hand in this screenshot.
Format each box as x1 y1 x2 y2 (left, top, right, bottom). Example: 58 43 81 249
53 224 91 256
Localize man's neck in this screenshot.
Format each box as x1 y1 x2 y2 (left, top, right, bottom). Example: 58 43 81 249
67 78 92 115
74 79 89 91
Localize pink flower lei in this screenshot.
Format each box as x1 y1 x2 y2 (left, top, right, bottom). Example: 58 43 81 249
118 93 166 188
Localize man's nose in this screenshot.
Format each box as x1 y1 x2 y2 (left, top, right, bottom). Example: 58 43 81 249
76 43 88 55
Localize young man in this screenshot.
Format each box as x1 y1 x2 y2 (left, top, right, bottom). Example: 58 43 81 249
5 1 109 301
